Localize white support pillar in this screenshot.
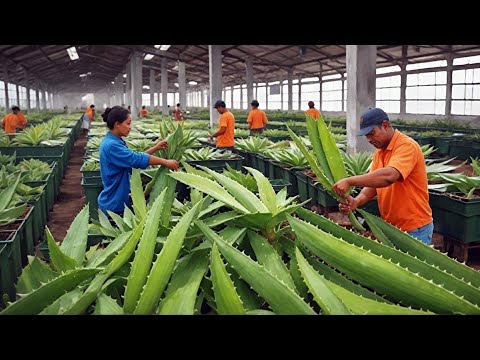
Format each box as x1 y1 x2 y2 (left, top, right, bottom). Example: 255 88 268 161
209 45 223 126
42 85 47 110
246 58 253 106
319 63 323 112
266 83 269 110
346 45 377 154
445 52 453 118
201 86 205 108
341 75 345 112
3 63 9 110
35 79 40 111
240 84 243 110
399 46 407 119
287 68 293 111
15 84 20 108
49 86 54 109
115 74 123 105
161 58 169 116
156 80 161 108
178 61 186 109
25 69 31 111
280 78 283 110
230 86 234 110
255 83 258 99
149 69 155 111
125 62 131 109
130 52 143 119
298 75 302 111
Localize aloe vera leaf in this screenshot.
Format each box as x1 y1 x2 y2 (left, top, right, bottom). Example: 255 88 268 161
0 204 26 224
289 253 309 300
62 218 146 315
45 227 77 272
158 249 209 314
16 256 58 295
87 231 132 268
226 265 264 311
97 210 119 237
93 293 124 315
134 201 202 314
191 226 247 252
198 165 268 213
348 212 366 232
160 175 178 228
0 173 20 212
247 309 275 315
124 188 167 313
244 167 277 214
210 243 246 314
107 211 129 232
317 114 348 182
40 287 85 315
131 169 147 220
60 204 89 265
295 247 351 315
288 214 480 314
197 220 315 314
305 115 334 182
358 209 480 290
248 230 296 292
0 269 98 315
326 279 431 315
169 172 250 213
362 213 394 247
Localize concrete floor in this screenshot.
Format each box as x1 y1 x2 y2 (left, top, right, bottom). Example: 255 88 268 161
46 133 87 242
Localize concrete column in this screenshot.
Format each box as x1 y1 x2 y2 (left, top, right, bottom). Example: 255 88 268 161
399 46 407 118
209 45 223 126
15 84 20 108
130 52 143 119
161 58 169 115
201 86 205 108
49 87 54 109
246 57 254 106
25 69 31 111
255 83 258 99
223 88 226 103
3 63 9 110
341 75 345 112
319 64 323 112
156 80 161 108
115 74 123 105
445 52 453 118
35 80 40 111
230 86 234 109
125 62 131 109
298 76 302 111
178 61 186 110
42 86 47 110
346 45 377 154
149 69 155 111
266 84 269 110
240 85 243 110
287 68 293 111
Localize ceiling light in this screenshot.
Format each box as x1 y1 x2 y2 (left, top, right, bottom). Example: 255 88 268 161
143 85 150 89
111 81 115 84
154 45 161 49
172 65 178 71
79 73 87 78
67 46 79 61
144 54 154 61
174 83 179 88
159 45 171 51
123 73 127 78
188 81 198 85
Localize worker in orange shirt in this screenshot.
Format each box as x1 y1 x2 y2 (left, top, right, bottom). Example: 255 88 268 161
1 106 25 133
305 101 321 119
173 103 184 121
332 107 433 245
247 100 268 135
139 105 149 118
82 104 95 135
209 100 235 151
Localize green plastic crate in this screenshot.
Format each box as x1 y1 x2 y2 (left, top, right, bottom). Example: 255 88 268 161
81 179 103 221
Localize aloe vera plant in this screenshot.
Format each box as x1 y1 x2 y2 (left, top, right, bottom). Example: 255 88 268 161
0 174 27 226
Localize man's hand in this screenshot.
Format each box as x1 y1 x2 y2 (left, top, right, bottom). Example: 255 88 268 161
338 195 358 214
332 178 352 197
156 140 168 150
163 159 179 171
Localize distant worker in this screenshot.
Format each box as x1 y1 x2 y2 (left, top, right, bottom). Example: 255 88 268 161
139 105 149 118
247 100 268 135
1 106 27 134
127 105 131 113
305 101 321 119
173 103 184 121
82 104 95 135
63 105 69 113
209 100 235 151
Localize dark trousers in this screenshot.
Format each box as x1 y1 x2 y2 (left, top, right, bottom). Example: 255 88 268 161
250 128 264 136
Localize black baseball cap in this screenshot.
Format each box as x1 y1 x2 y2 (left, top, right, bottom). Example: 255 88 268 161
213 100 226 108
357 107 389 136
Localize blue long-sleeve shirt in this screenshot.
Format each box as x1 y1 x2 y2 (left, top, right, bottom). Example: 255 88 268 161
98 132 150 215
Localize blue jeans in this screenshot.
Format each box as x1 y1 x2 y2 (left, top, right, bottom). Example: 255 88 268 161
407 222 434 245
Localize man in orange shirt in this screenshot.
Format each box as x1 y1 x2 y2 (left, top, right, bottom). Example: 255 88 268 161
82 104 95 134
247 100 268 135
332 107 433 245
305 101 321 119
209 100 235 151
173 103 184 121
1 106 25 133
139 105 149 118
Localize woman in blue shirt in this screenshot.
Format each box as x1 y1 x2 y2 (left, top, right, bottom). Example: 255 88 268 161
98 106 179 216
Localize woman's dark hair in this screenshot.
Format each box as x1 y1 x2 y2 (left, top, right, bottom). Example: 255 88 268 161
102 106 130 130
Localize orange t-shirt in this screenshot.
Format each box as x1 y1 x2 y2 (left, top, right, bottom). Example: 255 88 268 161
216 111 235 148
370 130 432 232
86 108 93 121
140 109 148 117
247 108 268 129
2 113 18 133
305 108 321 119
16 112 27 128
